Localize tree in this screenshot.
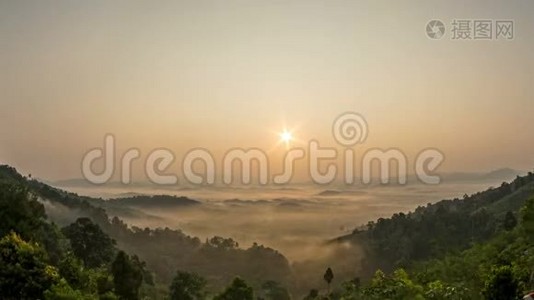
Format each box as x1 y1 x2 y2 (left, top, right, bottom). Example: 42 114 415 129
207 236 239 250
0 232 59 299
44 279 86 300
521 197 534 236
169 271 207 300
0 182 68 265
111 251 143 300
260 280 290 300
423 280 468 300
95 271 115 297
214 277 254 300
303 289 319 300
350 269 426 299
57 254 85 290
0 183 47 241
323 267 334 294
482 266 521 300
503 211 517 231
62 218 116 268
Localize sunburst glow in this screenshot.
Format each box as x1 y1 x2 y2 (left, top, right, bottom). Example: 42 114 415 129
280 130 293 143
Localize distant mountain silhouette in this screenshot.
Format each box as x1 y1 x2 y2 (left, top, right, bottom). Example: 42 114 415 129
440 167 524 182
483 167 521 179
317 190 367 196
108 195 201 208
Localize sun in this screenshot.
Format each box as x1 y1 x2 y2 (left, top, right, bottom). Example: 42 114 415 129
280 130 293 143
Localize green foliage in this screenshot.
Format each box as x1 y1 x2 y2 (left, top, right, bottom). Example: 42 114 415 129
364 269 424 299
111 251 143 300
214 277 254 300
0 166 294 294
0 168 154 299
423 280 468 300
95 270 116 296
37 222 70 265
340 269 470 300
0 178 70 267
99 291 120 300
521 197 534 236
0 182 46 241
482 265 522 300
169 271 207 300
62 217 116 268
56 256 112 297
260 280 291 300
336 189 534 300
44 279 94 300
57 254 86 290
347 175 534 273
2 165 534 299
0 232 59 299
503 211 518 231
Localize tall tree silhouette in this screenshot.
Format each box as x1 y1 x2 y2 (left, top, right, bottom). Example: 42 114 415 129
62 217 116 268
111 251 143 300
169 271 207 300
214 277 253 300
323 267 334 295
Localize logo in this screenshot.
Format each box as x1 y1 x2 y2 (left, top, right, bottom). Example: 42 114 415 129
426 20 445 39
81 112 445 186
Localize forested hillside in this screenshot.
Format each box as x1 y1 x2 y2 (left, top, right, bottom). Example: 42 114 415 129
335 172 534 275
316 171 534 299
320 193 534 299
1 164 533 299
0 165 292 299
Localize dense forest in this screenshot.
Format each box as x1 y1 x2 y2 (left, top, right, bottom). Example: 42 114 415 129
0 165 292 299
322 171 534 299
0 164 533 299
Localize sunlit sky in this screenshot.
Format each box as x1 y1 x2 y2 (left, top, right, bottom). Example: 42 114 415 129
1 0 533 181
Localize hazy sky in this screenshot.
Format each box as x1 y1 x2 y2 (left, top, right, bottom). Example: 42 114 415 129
1 0 533 181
